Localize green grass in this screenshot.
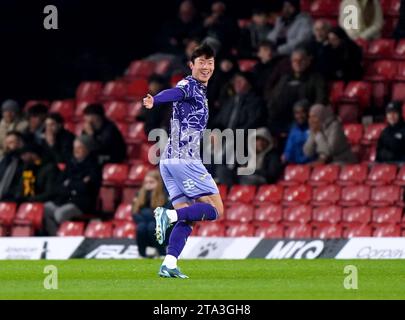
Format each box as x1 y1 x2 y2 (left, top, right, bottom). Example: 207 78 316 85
0 259 404 299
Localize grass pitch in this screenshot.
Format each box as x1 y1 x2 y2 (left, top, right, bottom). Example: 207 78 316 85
0 259 404 299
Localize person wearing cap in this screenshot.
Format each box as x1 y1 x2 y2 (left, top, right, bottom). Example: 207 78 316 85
82 103 126 165
43 136 102 236
376 101 405 163
0 99 28 158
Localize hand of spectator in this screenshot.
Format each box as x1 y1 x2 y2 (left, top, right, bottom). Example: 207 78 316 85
143 94 154 109
309 118 321 133
83 176 91 183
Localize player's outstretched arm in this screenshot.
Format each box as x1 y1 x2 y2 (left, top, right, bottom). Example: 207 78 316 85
142 87 185 109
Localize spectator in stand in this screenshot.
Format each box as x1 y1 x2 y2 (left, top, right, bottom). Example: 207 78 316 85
339 0 383 41
0 131 24 201
266 48 327 136
282 99 314 164
394 0 405 39
24 103 48 146
203 1 239 55
40 113 75 164
376 101 405 163
304 104 356 164
82 103 127 165
266 0 313 56
238 7 274 58
238 127 282 185
132 170 171 258
0 100 28 158
43 136 101 236
327 27 363 82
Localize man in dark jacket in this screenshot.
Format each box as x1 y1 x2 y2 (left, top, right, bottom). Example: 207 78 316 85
82 103 126 165
43 136 102 236
376 101 405 163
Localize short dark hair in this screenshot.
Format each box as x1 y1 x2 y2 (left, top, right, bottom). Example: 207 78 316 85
46 112 64 125
6 130 24 140
27 103 48 117
83 103 105 118
190 43 215 63
258 40 277 52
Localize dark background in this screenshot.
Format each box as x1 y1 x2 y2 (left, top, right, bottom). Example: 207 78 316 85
0 0 282 103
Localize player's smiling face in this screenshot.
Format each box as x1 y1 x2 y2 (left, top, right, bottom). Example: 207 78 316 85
190 56 215 85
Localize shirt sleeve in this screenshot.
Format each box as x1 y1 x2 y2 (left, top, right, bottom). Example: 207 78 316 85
153 88 185 105
175 78 196 99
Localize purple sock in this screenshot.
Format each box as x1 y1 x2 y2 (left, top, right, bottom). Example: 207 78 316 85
167 221 193 259
176 203 218 222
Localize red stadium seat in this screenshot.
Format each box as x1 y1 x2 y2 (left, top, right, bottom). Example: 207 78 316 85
392 82 405 102
372 207 403 224
0 225 6 236
238 59 257 72
329 81 345 105
125 163 153 186
125 60 156 80
154 59 172 75
74 100 94 121
76 81 103 101
0 202 17 226
84 220 113 238
101 80 128 100
339 185 371 206
394 39 405 60
309 0 339 17
313 224 342 239
112 221 136 239
369 185 402 207
283 185 312 206
122 187 138 204
361 143 378 163
312 205 342 224
253 184 283 204
14 203 44 231
127 122 147 144
366 39 395 59
312 184 341 206
127 79 149 100
281 165 311 186
309 164 340 186
355 38 369 55
197 221 225 237
283 205 312 223
255 223 284 238
98 187 119 213
225 204 254 222
226 185 256 204
373 224 401 237
128 101 143 120
102 164 129 187
49 100 75 121
11 225 34 237
342 206 371 223
225 222 255 237
285 223 312 238
365 60 397 81
57 221 85 236
342 224 372 237
394 165 405 186
114 203 133 221
254 204 282 223
343 124 363 146
395 62 405 81
366 164 397 186
337 164 368 186
218 184 228 201
388 0 401 17
361 123 386 145
340 81 372 109
104 101 128 122
337 103 360 124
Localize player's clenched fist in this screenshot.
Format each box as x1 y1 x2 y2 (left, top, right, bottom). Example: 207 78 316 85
143 94 154 109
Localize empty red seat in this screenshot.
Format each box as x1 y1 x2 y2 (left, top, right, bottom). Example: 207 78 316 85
254 204 282 223
238 59 257 72
341 81 372 109
372 207 403 224
112 221 136 239
369 185 401 207
101 81 128 100
255 223 284 238
343 124 363 146
225 222 255 237
197 221 225 237
312 184 341 206
281 165 311 186
361 123 386 145
226 185 256 204
343 224 372 237
395 62 405 81
283 185 312 206
342 206 372 223
114 203 133 221
125 163 153 186
285 223 312 238
313 223 342 239
361 144 378 163
98 187 119 213
127 79 149 99
329 81 345 105
392 82 405 102
394 39 405 60
218 184 228 201
127 122 147 144
84 220 113 238
15 203 44 230
365 60 397 81
49 100 75 121
253 184 283 204
373 224 401 237
125 60 156 80
225 204 254 222
102 164 129 186
283 205 311 223
309 164 340 186
122 187 139 204
394 165 405 186
366 39 395 59
0 202 17 226
11 225 34 237
366 164 397 186
128 101 143 120
339 185 371 206
310 0 339 17
337 164 368 186
104 101 128 122
388 0 401 17
76 81 103 101
57 221 85 236
312 205 342 224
